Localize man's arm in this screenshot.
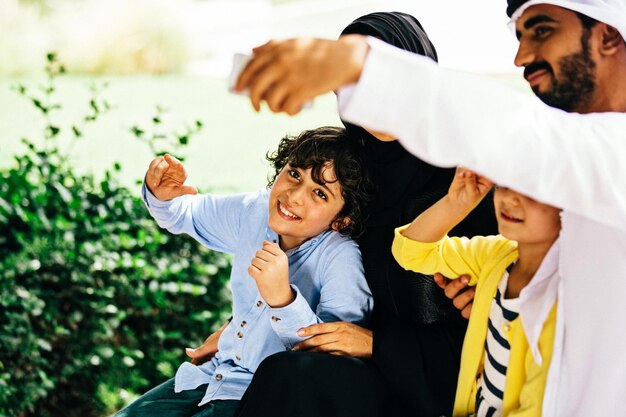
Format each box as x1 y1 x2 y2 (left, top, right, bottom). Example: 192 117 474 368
339 37 626 231
237 36 626 230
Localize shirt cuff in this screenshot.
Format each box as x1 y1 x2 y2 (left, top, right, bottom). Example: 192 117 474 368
391 224 443 266
268 285 318 349
141 181 174 209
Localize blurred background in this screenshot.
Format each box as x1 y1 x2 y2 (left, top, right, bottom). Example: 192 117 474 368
0 1 528 416
0 0 525 192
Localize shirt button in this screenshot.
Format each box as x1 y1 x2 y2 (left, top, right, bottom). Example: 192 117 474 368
237 331 243 338
236 354 241 361
502 324 511 332
240 321 247 327
215 373 223 381
271 316 281 322
256 300 264 307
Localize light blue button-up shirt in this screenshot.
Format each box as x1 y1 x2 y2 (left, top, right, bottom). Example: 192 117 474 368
143 186 372 405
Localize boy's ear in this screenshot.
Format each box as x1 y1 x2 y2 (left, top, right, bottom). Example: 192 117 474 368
331 216 352 232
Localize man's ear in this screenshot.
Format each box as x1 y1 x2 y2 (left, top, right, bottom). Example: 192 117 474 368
331 216 352 232
599 24 624 56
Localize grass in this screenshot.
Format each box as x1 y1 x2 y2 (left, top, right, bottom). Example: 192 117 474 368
0 74 341 193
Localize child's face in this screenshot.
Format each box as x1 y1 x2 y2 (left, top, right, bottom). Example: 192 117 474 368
269 163 346 251
494 187 561 245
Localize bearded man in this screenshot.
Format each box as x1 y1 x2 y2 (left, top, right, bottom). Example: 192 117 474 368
235 1 626 415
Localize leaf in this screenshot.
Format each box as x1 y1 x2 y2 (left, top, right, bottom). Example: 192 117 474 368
89 99 99 114
130 126 144 137
13 83 27 95
46 125 60 137
54 183 72 203
32 99 48 114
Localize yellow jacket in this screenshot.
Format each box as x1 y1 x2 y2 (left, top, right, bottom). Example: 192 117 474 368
392 227 556 417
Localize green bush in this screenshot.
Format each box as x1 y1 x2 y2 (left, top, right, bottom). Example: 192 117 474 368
0 54 232 417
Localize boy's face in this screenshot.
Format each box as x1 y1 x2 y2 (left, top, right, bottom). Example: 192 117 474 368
494 186 561 245
269 163 346 251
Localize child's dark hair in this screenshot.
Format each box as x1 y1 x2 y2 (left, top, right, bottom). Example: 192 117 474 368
266 126 373 237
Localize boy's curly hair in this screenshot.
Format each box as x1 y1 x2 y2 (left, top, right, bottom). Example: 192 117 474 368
266 126 373 237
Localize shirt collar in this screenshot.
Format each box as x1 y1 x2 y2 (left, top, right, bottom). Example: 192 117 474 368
518 237 560 365
264 226 327 256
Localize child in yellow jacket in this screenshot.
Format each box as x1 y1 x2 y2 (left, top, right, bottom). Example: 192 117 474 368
392 168 561 417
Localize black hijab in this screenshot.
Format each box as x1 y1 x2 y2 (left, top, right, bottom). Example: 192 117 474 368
339 12 448 229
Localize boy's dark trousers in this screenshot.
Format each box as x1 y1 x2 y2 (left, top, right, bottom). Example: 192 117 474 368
112 378 239 417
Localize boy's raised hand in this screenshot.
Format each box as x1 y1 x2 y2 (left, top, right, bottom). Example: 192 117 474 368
145 154 198 201
248 241 295 308
447 167 493 210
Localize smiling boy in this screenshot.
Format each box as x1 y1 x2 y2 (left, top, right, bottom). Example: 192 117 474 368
114 126 373 417
392 168 561 416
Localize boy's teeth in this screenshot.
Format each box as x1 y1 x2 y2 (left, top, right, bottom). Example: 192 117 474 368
280 203 299 219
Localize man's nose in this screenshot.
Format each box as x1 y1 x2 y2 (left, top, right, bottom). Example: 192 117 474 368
514 39 536 69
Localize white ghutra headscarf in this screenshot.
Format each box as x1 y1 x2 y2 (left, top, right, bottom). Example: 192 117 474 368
507 0 626 42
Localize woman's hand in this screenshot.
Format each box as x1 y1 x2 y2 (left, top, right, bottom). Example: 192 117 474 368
434 273 474 319
292 322 373 358
145 154 198 200
185 319 230 365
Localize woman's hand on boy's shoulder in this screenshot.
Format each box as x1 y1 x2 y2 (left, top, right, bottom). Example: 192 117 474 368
145 154 198 201
292 322 373 358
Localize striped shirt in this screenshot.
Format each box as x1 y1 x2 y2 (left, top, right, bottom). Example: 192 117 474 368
475 267 520 417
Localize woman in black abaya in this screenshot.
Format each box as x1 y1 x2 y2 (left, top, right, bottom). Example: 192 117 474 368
233 12 497 417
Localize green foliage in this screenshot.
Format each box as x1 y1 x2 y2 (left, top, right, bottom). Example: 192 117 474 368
0 53 232 417
129 105 203 160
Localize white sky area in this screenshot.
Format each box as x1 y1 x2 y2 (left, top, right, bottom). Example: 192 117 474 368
190 0 522 77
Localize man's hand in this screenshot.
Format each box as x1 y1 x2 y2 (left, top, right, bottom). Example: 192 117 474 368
145 154 198 201
292 322 373 358
434 273 475 319
248 241 294 308
185 320 230 365
235 35 369 115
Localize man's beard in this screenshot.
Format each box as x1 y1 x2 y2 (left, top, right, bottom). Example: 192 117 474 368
532 31 597 112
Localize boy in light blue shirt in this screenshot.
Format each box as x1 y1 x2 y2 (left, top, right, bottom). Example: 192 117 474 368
114 126 373 417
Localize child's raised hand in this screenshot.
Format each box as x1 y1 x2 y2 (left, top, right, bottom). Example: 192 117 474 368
248 241 294 308
145 154 198 201
447 167 494 209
